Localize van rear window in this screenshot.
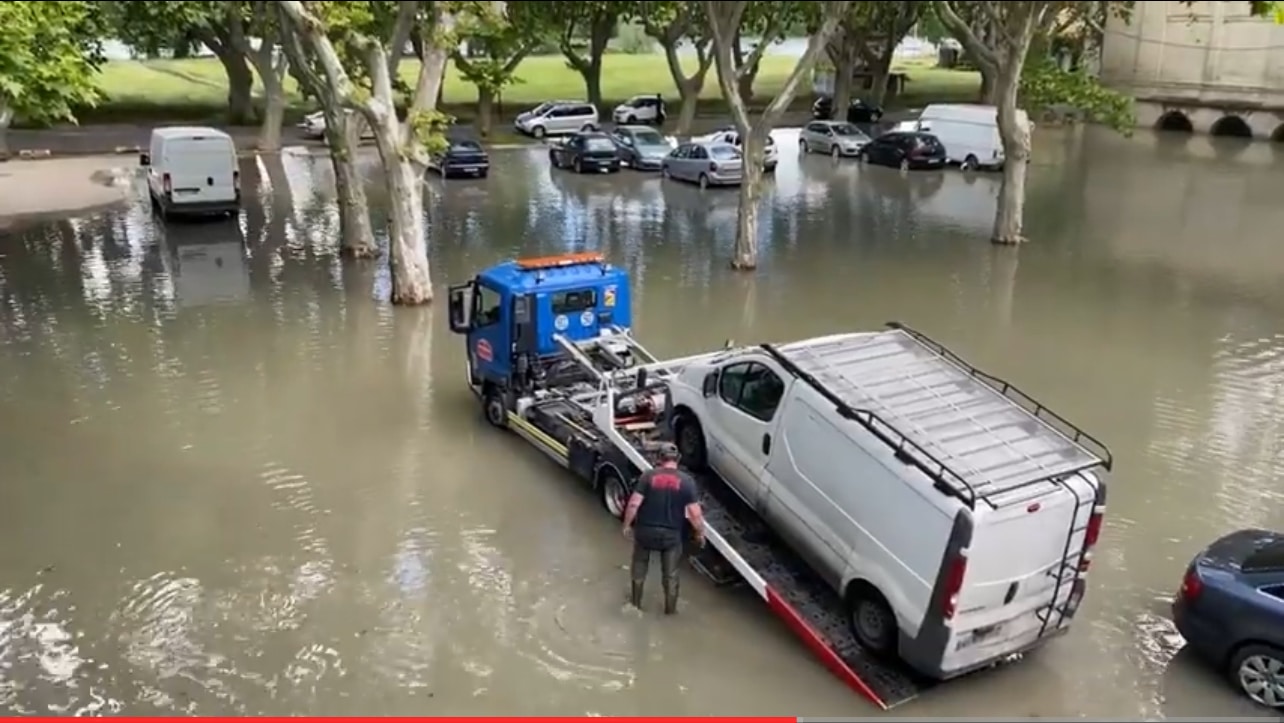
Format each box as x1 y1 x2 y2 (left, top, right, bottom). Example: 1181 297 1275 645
552 289 597 314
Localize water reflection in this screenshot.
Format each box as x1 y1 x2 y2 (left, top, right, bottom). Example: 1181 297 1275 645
0 128 1282 716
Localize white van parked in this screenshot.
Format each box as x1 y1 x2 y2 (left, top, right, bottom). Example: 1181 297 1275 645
668 323 1112 680
914 104 1030 171
140 127 240 219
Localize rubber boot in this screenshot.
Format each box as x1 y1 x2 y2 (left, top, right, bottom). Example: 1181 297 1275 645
630 580 645 609
663 580 679 615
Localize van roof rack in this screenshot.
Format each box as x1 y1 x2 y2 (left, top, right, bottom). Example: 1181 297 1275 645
762 322 1112 509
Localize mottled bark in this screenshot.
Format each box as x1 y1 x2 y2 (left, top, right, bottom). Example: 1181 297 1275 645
559 14 613 110
228 4 290 152
992 64 1031 244
658 32 713 136
202 28 255 124
0 103 12 158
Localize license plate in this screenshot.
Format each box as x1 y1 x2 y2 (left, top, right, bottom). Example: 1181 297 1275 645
955 623 1004 651
175 188 200 194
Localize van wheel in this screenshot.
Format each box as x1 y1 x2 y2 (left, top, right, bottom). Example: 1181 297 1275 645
581 123 596 132
848 586 897 655
532 126 546 139
1230 643 1284 710
625 114 637 124
962 154 979 172
483 387 507 429
674 413 708 471
598 466 629 519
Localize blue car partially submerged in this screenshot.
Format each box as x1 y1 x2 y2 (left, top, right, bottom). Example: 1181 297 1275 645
1172 529 1284 711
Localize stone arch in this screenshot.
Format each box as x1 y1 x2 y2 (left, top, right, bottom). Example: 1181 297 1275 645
1156 110 1194 133
1209 115 1253 139
1272 124 1284 144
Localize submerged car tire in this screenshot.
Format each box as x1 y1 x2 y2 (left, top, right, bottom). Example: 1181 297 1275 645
799 138 808 154
532 125 546 139
1230 643 1284 710
626 114 637 124
581 123 596 132
598 465 629 519
483 387 508 429
574 158 584 174
674 412 708 471
962 154 979 172
899 157 911 172
831 145 841 160
847 585 898 656
698 173 710 190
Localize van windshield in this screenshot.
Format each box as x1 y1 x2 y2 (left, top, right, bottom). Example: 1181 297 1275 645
529 102 553 116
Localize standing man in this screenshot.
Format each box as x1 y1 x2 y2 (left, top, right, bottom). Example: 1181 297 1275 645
621 442 705 614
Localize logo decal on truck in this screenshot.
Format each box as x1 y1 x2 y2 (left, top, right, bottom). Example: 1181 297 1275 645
554 314 569 331
475 339 493 362
604 285 617 307
580 310 595 327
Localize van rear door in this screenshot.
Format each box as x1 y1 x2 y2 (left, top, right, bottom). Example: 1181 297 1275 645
168 137 237 205
941 471 1099 671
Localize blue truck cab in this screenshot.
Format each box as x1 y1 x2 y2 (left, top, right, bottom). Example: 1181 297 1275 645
448 252 633 404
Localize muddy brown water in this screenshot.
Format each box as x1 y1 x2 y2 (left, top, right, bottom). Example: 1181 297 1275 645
1 128 1283 717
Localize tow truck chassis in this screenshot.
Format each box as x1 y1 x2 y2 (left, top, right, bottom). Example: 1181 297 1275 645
474 328 932 710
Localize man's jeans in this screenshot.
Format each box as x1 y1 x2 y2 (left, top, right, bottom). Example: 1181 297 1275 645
630 538 682 614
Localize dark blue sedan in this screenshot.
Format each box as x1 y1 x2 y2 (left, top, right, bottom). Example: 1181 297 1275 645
1172 529 1284 711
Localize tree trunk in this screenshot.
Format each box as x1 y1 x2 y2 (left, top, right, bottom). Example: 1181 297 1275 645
732 136 767 269
675 87 701 136
731 33 760 103
829 33 861 113
660 37 713 137
257 73 287 152
978 68 998 104
215 49 255 125
0 103 12 159
992 68 1031 245
477 86 495 138
330 112 377 259
868 53 894 107
381 148 433 305
580 60 604 111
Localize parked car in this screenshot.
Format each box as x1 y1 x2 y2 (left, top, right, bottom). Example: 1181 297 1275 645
799 121 872 159
661 141 743 189
428 139 490 179
609 125 675 171
915 103 1029 171
694 128 778 172
140 127 240 219
1172 529 1284 711
548 132 621 173
812 96 884 125
611 94 666 125
514 101 598 139
859 131 948 171
297 110 374 141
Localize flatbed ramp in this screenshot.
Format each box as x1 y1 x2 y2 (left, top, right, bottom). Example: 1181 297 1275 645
685 472 934 710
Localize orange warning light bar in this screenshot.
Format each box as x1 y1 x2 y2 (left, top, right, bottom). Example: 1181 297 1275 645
514 251 604 270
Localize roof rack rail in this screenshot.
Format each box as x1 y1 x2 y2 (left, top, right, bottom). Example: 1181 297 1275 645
883 321 1114 472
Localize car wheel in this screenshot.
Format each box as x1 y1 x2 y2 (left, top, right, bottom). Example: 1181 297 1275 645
899 157 910 172
1230 644 1284 710
962 154 979 172
581 123 596 132
698 173 709 190
574 158 583 174
532 125 546 139
674 412 708 471
831 144 841 160
859 149 870 165
848 586 897 656
483 387 507 429
625 114 637 124
799 138 808 154
661 165 671 179
598 465 629 519
548 150 558 167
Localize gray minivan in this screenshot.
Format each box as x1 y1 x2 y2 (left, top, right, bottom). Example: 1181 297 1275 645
513 101 599 139
661 141 743 189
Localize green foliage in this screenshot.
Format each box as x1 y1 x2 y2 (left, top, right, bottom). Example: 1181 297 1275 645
613 22 655 54
406 107 453 155
0 2 104 124
98 1 221 58
1020 57 1134 133
452 4 538 94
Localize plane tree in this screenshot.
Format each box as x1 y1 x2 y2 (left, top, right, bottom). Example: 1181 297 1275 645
511 2 636 110
0 2 104 157
452 8 540 137
705 0 850 270
823 1 926 113
640 3 715 135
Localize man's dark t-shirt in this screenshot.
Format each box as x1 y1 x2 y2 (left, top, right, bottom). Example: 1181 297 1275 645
632 466 699 550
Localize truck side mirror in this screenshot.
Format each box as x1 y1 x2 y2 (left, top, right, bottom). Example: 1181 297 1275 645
448 282 475 333
702 371 718 398
139 152 150 167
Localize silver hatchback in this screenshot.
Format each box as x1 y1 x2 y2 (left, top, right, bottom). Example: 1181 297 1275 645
799 120 871 159
661 141 743 189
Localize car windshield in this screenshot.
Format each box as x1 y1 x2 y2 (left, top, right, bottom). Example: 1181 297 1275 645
584 137 616 152
709 145 741 160
632 131 666 146
451 140 481 151
529 102 553 115
628 97 652 107
832 123 868 138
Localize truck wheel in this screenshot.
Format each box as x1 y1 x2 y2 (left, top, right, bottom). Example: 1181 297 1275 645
598 465 629 519
1230 643 1284 710
483 388 507 429
848 585 897 656
674 413 708 471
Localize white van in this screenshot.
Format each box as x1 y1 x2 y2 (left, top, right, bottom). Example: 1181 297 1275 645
668 323 1112 680
914 104 1029 171
140 127 240 218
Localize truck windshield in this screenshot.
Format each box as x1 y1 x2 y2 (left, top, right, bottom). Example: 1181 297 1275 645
552 289 597 314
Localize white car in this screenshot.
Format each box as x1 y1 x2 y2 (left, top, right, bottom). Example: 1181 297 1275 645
694 127 778 172
611 94 666 125
297 110 374 141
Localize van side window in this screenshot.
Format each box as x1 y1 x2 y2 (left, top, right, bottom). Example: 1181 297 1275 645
474 284 503 327
737 363 786 421
552 289 596 314
718 363 749 405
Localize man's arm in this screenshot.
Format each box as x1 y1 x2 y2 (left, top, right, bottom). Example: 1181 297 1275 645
682 477 704 542
621 473 650 534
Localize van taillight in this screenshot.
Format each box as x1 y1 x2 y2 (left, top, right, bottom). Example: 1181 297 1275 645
233 171 241 191
1079 505 1105 573
1180 568 1203 601
941 552 968 620
162 173 172 194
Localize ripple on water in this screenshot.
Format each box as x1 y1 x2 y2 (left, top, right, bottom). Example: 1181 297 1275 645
0 584 109 715
518 571 641 694
259 461 331 562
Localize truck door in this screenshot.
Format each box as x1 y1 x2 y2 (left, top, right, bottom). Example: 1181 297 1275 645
467 281 509 383
701 359 787 510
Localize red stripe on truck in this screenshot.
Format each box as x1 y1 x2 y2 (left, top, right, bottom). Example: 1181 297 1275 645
763 585 888 710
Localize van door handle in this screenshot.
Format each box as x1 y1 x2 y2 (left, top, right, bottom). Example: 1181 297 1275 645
761 433 771 455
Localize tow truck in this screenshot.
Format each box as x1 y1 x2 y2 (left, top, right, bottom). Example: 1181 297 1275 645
446 252 933 710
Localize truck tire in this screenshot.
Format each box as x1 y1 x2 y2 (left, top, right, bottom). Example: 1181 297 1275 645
847 584 897 656
674 412 708 471
597 465 629 519
483 387 507 429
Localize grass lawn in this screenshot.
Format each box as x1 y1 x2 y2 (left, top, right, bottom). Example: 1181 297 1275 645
83 53 979 125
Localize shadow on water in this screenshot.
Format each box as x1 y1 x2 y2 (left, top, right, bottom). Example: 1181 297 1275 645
1 129 1283 716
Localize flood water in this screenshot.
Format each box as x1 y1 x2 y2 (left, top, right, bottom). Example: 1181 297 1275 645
2 128 1283 717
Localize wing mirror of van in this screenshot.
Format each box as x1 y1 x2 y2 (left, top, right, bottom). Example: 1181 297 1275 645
139 152 150 167
702 371 718 398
